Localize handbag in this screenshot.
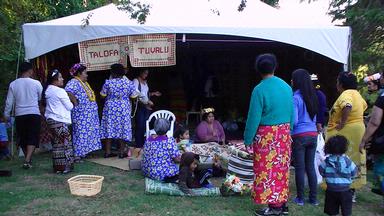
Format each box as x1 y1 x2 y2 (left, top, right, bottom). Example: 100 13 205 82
314 133 326 184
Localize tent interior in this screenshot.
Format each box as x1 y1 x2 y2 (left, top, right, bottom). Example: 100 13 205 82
33 33 342 138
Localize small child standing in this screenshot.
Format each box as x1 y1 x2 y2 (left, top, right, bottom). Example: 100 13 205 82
0 115 11 160
319 135 358 216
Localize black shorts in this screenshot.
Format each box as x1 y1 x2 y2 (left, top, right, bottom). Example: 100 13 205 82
324 190 353 216
15 114 41 148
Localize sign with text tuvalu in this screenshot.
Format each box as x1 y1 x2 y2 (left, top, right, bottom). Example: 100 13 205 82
78 36 129 71
128 34 176 67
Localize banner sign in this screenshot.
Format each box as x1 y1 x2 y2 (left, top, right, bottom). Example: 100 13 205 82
78 36 129 71
128 34 176 67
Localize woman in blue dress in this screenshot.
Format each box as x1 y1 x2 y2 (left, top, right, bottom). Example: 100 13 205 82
65 63 102 162
100 64 138 158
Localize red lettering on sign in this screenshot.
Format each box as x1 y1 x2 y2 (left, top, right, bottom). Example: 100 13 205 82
138 46 170 55
88 50 119 58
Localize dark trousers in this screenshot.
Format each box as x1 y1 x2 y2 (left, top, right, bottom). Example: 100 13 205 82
163 169 212 187
324 190 353 216
292 135 318 202
134 106 150 148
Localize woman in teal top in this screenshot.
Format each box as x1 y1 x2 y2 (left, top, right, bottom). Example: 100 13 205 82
244 53 294 216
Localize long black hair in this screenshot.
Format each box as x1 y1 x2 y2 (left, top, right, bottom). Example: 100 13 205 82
42 69 61 106
292 69 319 119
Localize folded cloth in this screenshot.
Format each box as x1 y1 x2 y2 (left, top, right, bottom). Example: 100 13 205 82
144 178 221 196
191 142 230 167
227 146 251 159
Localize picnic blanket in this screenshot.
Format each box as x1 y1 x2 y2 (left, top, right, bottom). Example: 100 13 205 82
145 178 221 196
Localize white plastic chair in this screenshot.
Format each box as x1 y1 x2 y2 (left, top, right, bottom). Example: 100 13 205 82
145 110 176 138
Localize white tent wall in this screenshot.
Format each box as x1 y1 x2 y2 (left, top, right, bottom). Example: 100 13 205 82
22 1 351 65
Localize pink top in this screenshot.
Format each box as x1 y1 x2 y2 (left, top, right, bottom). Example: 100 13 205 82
195 120 225 143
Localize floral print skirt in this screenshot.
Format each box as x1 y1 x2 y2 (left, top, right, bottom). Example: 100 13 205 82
252 124 291 205
47 119 74 172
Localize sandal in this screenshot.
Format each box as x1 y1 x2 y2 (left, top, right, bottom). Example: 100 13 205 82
22 161 32 169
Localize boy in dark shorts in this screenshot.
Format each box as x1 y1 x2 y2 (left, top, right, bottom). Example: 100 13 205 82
319 135 358 216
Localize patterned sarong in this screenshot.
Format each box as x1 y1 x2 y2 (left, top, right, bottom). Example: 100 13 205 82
252 124 291 205
47 119 74 172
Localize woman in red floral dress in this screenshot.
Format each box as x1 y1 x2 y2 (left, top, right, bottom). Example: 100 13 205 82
244 53 294 216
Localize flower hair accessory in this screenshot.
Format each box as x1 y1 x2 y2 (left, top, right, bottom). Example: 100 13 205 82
69 63 83 76
201 107 215 114
310 74 318 81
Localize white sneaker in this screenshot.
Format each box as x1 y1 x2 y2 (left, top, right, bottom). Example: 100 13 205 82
352 191 356 203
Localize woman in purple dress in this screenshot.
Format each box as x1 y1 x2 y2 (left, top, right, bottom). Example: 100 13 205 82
100 64 137 158
195 108 225 144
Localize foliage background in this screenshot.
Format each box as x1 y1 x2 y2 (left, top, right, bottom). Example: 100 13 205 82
0 0 150 109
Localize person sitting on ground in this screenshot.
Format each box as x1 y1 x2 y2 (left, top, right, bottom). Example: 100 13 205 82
142 118 181 181
174 126 191 153
319 135 358 216
195 108 225 144
178 152 214 194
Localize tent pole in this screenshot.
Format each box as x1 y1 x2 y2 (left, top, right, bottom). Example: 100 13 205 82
11 32 23 157
349 47 352 72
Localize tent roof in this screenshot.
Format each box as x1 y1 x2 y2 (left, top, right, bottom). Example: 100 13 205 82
22 0 351 64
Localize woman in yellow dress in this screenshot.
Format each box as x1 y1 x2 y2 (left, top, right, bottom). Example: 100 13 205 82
326 72 367 201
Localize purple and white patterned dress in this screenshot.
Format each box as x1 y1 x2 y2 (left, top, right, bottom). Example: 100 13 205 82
142 136 181 180
100 78 136 141
65 79 102 158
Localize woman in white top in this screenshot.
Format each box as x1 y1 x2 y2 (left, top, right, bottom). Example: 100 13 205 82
44 69 74 174
133 69 161 148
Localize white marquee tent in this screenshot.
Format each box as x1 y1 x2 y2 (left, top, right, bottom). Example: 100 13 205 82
22 0 351 65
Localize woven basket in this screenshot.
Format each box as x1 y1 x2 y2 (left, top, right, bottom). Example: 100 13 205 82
67 175 104 196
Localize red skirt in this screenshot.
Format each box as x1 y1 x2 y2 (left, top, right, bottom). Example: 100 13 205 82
252 124 291 204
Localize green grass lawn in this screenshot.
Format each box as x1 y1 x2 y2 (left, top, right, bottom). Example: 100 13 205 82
0 153 383 216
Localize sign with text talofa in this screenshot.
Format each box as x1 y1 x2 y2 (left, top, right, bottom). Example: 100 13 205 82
78 36 129 71
128 34 176 67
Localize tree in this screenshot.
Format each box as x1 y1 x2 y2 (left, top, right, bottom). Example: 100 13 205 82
237 0 384 76
0 0 150 107
329 0 384 75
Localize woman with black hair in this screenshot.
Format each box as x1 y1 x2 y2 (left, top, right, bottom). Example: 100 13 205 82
244 53 293 216
133 69 161 148
326 72 367 201
100 64 137 158
195 108 225 144
65 63 102 162
44 69 74 173
291 69 319 206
